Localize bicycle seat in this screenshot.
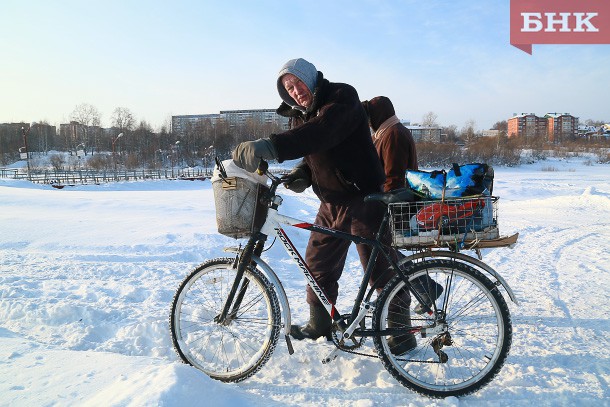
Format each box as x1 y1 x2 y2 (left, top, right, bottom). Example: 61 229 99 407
364 188 416 205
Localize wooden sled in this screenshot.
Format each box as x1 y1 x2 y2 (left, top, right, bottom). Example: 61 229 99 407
396 231 519 250
470 233 519 248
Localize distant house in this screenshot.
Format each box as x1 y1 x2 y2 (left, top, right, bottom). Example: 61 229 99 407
481 129 500 138
406 125 442 142
579 124 610 140
578 124 598 136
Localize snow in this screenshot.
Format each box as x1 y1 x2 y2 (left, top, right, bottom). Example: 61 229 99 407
1 156 609 406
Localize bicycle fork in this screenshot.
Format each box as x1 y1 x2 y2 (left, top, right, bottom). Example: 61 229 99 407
215 235 297 355
215 236 260 325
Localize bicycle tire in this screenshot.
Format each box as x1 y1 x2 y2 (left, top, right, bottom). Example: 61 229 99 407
373 259 512 397
170 257 281 382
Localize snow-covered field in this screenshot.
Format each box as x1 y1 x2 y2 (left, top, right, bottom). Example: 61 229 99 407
1 157 609 407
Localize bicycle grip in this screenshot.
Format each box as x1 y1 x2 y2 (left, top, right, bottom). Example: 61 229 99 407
256 159 269 175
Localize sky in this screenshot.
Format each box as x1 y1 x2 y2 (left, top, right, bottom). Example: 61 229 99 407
1 0 609 131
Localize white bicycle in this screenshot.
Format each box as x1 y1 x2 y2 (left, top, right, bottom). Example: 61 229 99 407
170 159 518 398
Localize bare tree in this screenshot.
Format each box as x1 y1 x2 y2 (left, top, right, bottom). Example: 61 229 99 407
70 103 101 154
583 119 608 129
421 111 439 128
70 103 101 127
492 120 508 132
461 119 477 144
159 115 172 135
214 132 235 159
442 124 458 142
111 107 135 133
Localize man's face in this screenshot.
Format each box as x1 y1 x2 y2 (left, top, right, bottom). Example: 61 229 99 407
282 74 313 108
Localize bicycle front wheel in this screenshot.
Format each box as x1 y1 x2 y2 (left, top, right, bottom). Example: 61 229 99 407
170 257 281 382
373 259 512 397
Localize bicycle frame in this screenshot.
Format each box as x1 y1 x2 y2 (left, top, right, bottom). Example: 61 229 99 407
216 174 427 354
259 201 399 325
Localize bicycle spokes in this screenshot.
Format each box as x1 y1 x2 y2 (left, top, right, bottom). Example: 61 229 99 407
373 259 512 397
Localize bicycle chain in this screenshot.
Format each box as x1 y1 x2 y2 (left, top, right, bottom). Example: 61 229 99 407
330 332 375 358
329 314 445 363
330 327 444 364
331 341 443 363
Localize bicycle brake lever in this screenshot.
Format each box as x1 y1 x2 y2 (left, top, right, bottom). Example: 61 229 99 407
215 156 228 181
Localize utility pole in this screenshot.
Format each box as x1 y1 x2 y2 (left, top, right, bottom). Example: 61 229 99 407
21 125 32 180
112 133 124 180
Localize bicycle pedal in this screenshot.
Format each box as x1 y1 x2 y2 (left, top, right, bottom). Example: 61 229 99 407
322 348 339 364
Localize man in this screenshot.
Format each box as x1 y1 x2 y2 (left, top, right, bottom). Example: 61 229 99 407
363 96 418 192
364 96 444 343
232 58 390 340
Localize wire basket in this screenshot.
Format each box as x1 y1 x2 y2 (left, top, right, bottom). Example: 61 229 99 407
389 196 500 248
212 176 269 239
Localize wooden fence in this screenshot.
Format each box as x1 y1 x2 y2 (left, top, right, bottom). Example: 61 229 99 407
0 166 288 187
0 168 212 186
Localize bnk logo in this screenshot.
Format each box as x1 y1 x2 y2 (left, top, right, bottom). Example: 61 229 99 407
521 12 598 33
510 0 610 54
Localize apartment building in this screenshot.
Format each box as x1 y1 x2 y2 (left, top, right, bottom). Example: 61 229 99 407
507 113 548 138
172 109 289 137
545 113 578 143
0 122 57 154
220 109 288 128
508 113 579 142
171 114 220 137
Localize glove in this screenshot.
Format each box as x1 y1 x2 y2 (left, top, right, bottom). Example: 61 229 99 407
232 138 277 173
283 166 311 193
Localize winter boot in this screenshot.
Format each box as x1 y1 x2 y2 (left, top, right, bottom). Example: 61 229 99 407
412 277 444 315
290 304 332 341
386 289 417 355
387 308 417 355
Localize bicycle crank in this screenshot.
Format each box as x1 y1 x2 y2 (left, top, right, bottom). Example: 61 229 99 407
331 314 366 351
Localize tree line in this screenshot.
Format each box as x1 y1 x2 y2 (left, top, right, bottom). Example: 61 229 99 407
1 104 608 169
0 103 286 170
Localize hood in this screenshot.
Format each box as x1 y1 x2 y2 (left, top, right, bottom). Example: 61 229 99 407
276 58 318 107
364 96 396 132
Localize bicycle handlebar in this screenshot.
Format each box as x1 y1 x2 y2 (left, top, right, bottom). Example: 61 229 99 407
255 159 291 197
255 159 269 176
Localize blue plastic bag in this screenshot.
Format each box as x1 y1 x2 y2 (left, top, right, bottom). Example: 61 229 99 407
406 163 494 199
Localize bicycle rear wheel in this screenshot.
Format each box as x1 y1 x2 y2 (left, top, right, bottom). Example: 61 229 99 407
373 259 512 397
170 257 281 382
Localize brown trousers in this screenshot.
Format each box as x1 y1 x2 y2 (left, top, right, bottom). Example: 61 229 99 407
304 198 396 306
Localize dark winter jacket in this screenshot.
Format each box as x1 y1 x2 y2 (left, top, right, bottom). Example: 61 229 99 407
365 96 418 192
270 72 385 203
